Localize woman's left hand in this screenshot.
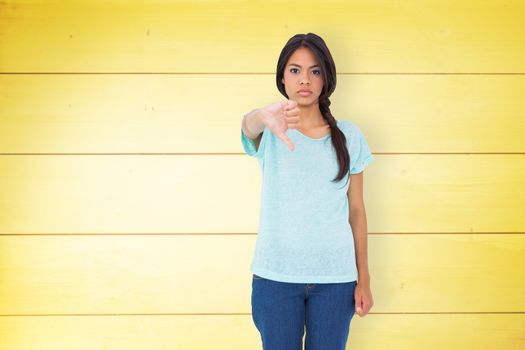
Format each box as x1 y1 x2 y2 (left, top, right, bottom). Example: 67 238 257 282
354 279 374 317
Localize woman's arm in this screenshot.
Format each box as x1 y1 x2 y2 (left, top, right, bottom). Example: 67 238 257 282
348 170 374 317
348 171 370 283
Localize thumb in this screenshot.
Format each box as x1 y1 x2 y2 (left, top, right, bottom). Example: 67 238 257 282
355 296 362 315
277 132 295 151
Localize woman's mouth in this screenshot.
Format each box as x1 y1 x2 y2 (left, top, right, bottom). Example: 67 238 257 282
298 90 312 97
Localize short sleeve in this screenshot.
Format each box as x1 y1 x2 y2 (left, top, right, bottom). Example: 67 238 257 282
348 123 375 174
241 126 268 159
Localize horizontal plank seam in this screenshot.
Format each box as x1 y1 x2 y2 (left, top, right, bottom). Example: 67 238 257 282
2 72 525 75
0 153 524 155
0 232 524 236
1 312 525 317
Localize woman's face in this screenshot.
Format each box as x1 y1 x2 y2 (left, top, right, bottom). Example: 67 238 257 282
281 46 324 106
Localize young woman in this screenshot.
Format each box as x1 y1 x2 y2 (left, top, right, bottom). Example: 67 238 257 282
241 32 375 350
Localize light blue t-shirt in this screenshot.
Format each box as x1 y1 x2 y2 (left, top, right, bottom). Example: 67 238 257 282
241 119 375 283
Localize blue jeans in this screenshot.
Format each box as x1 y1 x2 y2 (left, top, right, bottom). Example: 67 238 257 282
251 273 358 350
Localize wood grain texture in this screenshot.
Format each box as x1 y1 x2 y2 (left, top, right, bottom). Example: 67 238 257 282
0 234 524 314
0 74 524 153
0 0 524 349
0 155 523 233
0 0 524 72
0 314 524 350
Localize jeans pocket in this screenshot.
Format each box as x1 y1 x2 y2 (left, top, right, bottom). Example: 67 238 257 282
253 274 264 280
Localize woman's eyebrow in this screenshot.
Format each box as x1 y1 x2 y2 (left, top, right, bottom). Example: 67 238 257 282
287 63 320 68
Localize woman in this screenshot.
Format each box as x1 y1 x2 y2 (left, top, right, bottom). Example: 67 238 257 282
241 32 375 350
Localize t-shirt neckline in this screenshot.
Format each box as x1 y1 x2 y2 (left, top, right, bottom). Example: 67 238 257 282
291 120 340 141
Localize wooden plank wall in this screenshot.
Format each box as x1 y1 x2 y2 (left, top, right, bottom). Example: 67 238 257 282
0 0 524 349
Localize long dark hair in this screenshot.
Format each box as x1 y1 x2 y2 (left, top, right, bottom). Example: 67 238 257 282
276 33 350 186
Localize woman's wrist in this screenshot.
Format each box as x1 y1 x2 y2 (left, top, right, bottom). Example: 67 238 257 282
358 271 370 283
243 108 266 138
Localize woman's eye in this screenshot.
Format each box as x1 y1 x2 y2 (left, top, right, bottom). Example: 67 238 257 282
289 68 320 75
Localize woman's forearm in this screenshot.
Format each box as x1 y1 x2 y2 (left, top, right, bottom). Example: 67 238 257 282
242 108 266 139
350 208 371 283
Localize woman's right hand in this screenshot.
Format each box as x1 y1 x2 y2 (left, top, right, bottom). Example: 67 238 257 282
260 99 301 151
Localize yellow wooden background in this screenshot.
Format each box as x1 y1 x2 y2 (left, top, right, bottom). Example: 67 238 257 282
1 0 524 349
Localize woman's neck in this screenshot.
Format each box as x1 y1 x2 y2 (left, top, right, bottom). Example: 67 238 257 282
298 104 326 128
